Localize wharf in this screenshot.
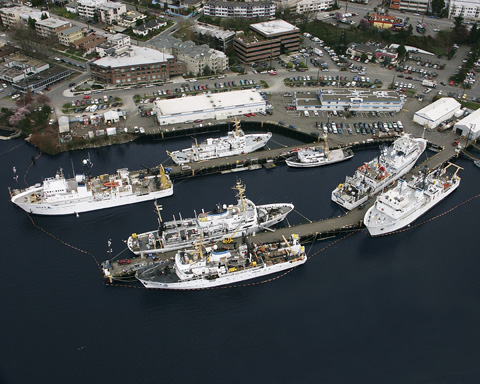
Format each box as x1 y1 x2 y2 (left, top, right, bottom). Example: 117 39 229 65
105 133 465 281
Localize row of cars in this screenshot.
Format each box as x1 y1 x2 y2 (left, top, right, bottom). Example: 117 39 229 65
316 120 404 135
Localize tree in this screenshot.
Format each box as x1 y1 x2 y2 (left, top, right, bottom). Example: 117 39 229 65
41 13 48 20
431 0 445 16
396 44 407 60
358 18 371 31
203 65 212 76
28 16 36 30
136 19 144 26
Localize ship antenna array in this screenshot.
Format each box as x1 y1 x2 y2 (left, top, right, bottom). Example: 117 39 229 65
233 180 246 212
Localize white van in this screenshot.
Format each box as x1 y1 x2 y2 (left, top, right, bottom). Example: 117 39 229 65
304 110 310 117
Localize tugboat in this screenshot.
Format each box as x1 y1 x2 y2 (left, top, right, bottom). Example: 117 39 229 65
286 135 354 168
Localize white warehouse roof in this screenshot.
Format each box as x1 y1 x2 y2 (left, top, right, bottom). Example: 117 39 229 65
454 108 480 133
414 97 461 122
154 89 265 116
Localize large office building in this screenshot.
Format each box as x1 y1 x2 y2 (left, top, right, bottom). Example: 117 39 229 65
413 98 462 129
234 19 299 63
89 46 185 85
153 89 266 125
203 1 276 18
448 0 480 21
295 89 405 112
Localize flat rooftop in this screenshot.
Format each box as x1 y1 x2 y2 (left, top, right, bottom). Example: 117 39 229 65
92 46 173 68
319 89 402 103
155 89 265 116
251 19 299 36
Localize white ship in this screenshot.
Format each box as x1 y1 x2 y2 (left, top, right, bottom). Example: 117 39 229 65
285 136 354 168
10 160 173 215
127 180 294 255
364 163 462 236
135 234 306 290
331 134 427 210
168 119 272 165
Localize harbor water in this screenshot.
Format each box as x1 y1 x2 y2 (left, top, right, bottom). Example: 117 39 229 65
2 133 480 384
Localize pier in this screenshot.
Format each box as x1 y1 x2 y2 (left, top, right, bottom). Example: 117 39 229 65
104 130 466 281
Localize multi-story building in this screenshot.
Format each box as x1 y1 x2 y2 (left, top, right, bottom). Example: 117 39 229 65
449 0 480 21
58 26 84 47
118 10 147 28
389 0 429 13
234 19 299 63
89 45 186 85
290 0 333 14
35 18 72 39
96 33 131 57
97 2 126 24
204 1 276 18
151 36 228 75
295 89 405 112
191 23 236 52
0 6 48 28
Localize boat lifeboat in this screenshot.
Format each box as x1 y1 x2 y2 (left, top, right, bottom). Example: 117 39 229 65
104 181 120 188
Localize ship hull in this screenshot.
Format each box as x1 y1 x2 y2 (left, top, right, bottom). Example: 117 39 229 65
331 158 418 210
137 256 306 289
11 187 173 215
286 148 353 168
365 179 460 236
128 202 294 255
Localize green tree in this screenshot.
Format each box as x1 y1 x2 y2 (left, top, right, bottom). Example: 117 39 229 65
203 65 212 76
41 13 48 20
431 0 445 16
27 16 36 30
396 44 407 60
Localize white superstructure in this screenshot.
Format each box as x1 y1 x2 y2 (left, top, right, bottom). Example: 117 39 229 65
127 181 294 255
364 163 462 236
331 134 427 210
135 234 306 289
10 161 173 215
285 137 354 168
168 119 271 165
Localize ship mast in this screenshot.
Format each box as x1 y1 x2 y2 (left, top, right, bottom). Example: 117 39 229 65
323 133 329 155
233 117 241 136
233 180 246 212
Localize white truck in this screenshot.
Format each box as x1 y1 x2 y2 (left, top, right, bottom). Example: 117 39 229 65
422 79 437 88
313 48 323 57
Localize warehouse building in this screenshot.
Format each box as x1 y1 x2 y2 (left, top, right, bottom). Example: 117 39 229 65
295 89 404 112
453 109 480 140
413 98 462 129
153 89 266 125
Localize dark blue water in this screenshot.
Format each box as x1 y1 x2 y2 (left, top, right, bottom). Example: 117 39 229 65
1 135 480 384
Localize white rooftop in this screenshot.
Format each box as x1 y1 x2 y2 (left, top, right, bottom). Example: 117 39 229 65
93 46 173 68
454 108 480 133
155 89 265 116
251 19 299 36
36 18 71 28
414 97 461 122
